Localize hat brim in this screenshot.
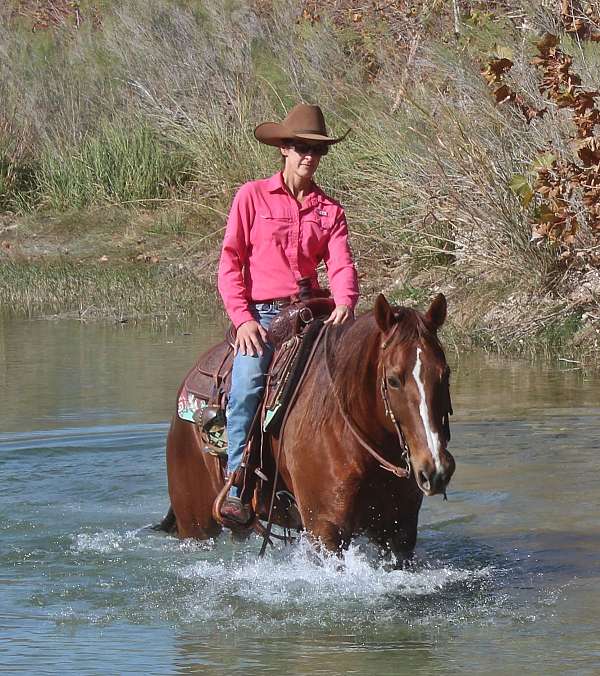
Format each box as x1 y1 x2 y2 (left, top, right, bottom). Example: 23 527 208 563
254 122 349 147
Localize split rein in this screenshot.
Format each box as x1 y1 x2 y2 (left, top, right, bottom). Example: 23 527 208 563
324 322 412 480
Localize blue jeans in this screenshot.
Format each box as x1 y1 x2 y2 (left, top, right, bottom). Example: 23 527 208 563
226 303 279 497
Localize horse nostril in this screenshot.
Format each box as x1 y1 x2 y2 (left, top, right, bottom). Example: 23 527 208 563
418 469 451 494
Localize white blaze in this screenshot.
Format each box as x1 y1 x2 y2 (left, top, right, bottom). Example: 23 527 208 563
412 347 442 472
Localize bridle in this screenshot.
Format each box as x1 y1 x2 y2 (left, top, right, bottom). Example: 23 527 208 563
324 322 412 479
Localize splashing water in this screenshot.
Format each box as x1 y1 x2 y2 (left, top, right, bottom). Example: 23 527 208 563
62 528 498 631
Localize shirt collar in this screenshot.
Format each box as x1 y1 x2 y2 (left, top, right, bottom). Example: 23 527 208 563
266 171 320 201
266 172 285 193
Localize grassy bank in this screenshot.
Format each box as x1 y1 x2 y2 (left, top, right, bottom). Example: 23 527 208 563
1 0 600 364
0 207 220 320
2 204 594 365
0 259 202 320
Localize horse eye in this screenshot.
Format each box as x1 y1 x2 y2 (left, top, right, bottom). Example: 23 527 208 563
387 375 402 389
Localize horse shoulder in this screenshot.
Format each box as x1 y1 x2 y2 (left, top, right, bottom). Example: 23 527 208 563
166 415 223 539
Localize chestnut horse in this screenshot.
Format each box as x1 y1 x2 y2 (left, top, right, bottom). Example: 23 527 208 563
160 293 455 561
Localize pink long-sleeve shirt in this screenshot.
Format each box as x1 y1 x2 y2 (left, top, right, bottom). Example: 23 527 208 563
218 172 359 328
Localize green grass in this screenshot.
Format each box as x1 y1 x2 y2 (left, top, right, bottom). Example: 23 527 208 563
387 283 432 306
35 123 190 210
537 312 583 350
0 124 35 212
147 210 187 236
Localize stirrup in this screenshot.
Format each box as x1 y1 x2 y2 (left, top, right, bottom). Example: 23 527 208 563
202 444 228 458
213 475 252 529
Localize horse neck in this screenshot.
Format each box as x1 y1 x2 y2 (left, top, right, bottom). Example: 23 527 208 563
329 315 387 432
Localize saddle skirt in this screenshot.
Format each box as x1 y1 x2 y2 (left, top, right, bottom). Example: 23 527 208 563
177 338 233 454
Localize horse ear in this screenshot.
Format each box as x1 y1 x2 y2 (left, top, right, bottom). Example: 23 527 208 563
374 293 395 332
425 293 447 331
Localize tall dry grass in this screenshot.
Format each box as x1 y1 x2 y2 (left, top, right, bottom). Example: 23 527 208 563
1 0 599 318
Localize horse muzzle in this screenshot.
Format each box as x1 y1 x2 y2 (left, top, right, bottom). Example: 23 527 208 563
415 450 455 496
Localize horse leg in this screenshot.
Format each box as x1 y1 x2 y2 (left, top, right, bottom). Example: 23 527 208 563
372 517 418 567
166 415 223 540
304 517 352 555
151 505 177 534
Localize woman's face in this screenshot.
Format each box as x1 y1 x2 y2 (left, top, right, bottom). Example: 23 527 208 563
280 141 328 180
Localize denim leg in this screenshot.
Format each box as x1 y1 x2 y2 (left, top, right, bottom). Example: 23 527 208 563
226 304 278 497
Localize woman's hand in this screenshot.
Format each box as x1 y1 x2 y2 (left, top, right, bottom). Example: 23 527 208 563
324 304 354 326
235 320 268 356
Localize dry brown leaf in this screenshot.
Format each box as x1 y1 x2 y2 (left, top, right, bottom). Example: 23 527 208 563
493 84 513 104
536 33 559 53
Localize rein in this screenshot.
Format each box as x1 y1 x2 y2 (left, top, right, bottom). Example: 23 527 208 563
258 322 329 558
324 323 411 479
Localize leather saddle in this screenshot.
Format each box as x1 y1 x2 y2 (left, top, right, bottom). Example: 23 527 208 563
178 295 335 456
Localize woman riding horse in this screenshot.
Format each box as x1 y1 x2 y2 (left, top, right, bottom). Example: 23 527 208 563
162 107 456 558
163 291 456 561
217 103 359 525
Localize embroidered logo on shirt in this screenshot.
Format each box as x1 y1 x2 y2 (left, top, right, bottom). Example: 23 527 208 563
317 209 328 216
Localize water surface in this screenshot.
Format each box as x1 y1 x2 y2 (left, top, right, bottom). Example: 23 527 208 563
1 316 599 674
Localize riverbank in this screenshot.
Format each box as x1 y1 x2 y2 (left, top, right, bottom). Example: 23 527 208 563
2 1 599 364
0 208 220 321
1 205 597 365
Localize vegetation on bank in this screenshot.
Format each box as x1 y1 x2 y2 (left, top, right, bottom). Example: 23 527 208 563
1 0 600 363
0 258 210 320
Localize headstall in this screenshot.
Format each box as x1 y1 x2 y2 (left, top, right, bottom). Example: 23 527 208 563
324 323 411 479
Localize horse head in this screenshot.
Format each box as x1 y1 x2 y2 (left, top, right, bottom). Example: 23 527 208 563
374 293 455 497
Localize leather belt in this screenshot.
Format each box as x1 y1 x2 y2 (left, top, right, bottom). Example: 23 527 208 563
251 297 291 309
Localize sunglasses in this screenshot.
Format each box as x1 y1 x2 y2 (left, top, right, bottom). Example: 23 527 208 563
291 141 329 157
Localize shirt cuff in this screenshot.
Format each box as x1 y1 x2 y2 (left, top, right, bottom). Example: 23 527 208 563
333 296 358 311
230 307 255 329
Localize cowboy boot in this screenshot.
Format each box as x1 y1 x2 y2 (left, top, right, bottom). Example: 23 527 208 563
220 495 253 526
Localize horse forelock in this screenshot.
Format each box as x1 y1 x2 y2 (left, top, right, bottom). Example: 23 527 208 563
391 307 444 358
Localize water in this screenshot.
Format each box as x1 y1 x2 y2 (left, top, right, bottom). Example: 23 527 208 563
1 316 600 675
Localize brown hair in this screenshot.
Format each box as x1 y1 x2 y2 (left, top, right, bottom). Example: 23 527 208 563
280 139 293 170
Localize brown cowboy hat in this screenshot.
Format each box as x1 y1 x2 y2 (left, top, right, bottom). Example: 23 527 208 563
254 103 350 147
